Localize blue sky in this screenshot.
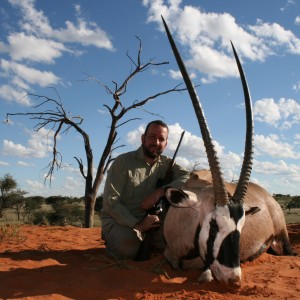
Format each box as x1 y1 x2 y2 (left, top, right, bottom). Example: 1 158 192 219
0 0 300 197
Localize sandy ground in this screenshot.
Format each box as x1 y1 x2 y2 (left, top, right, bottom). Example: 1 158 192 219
0 224 299 300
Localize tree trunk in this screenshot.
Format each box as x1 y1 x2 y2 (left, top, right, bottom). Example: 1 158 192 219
84 193 96 228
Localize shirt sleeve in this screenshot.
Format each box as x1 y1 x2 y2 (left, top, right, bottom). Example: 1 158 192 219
102 156 139 228
165 161 190 189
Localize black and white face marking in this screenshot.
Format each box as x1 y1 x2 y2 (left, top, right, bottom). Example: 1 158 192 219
199 202 245 285
165 188 199 208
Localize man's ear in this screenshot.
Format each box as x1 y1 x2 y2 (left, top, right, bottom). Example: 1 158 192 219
141 134 145 144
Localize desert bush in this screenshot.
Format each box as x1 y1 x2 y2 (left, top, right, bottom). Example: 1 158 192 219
286 196 300 210
0 224 26 243
47 201 84 226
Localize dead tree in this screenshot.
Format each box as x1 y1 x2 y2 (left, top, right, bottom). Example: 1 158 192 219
6 37 187 228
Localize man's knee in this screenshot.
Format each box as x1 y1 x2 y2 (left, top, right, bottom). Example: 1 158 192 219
102 222 141 259
113 237 140 259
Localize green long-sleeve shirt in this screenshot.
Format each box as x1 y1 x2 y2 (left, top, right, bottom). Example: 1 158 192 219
100 146 190 228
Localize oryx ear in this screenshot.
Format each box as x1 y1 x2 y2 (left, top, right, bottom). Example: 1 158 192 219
243 204 261 216
165 188 198 207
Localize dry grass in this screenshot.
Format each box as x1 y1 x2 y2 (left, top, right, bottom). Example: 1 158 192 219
284 208 300 224
0 224 26 244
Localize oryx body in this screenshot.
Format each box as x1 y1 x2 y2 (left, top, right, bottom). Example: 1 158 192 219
164 170 293 283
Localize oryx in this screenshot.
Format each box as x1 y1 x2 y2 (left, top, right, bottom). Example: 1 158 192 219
161 17 294 286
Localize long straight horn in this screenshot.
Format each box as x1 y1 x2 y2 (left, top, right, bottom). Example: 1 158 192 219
231 42 254 204
161 16 229 206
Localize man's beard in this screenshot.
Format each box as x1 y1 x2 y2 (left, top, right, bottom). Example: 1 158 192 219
142 144 162 159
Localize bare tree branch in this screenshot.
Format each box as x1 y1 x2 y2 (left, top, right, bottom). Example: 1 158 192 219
74 157 87 179
80 74 114 95
116 117 142 129
120 83 187 117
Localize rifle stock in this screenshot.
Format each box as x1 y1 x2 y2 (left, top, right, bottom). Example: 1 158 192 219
134 131 185 261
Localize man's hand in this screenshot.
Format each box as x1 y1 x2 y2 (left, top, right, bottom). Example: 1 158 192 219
140 187 165 210
134 215 161 232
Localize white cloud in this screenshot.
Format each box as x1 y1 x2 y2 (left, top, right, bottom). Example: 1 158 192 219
1 59 60 87
8 0 114 51
187 44 238 79
8 32 67 63
0 161 10 166
25 179 45 195
293 81 300 91
97 109 108 115
2 140 34 157
278 98 300 119
168 69 197 80
26 173 85 197
280 0 296 12
2 127 55 158
262 174 300 196
249 20 300 54
221 151 242 171
52 19 114 50
254 159 299 175
143 0 300 80
0 84 31 105
169 69 182 80
169 124 218 162
295 133 300 142
26 180 44 189
254 98 281 125
127 124 144 148
8 0 53 35
296 16 300 25
254 97 300 129
11 76 30 90
63 176 85 192
17 160 35 167
0 0 115 107
255 134 300 159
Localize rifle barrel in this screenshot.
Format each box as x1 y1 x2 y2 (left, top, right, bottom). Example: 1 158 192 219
172 131 185 161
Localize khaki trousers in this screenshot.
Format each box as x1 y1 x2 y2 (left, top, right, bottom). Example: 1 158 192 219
101 218 165 259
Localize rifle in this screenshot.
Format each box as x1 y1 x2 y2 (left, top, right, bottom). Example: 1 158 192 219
134 131 185 261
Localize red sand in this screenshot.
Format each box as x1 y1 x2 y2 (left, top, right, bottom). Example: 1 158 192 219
0 224 299 300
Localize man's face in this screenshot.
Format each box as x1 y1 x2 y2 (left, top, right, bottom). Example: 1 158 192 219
141 124 168 159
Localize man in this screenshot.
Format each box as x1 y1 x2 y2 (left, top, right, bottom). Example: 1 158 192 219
100 120 190 259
